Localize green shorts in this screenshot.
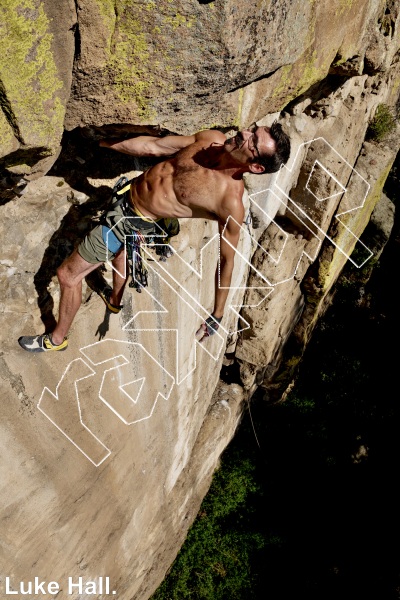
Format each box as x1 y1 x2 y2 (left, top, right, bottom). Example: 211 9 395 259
77 198 180 264
77 224 123 264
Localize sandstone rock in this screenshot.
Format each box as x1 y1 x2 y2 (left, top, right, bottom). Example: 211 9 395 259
0 0 76 172
0 2 400 599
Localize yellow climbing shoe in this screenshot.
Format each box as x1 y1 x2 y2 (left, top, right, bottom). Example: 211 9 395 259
18 333 68 352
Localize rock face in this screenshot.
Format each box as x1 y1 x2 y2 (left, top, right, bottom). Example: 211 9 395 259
0 1 399 599
0 0 76 177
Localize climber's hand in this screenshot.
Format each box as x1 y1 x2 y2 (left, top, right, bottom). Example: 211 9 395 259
195 315 222 343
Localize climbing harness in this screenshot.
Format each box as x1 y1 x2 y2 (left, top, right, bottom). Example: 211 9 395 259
101 175 180 292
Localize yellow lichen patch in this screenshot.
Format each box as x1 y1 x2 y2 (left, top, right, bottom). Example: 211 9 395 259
316 157 394 294
234 88 244 128
339 161 393 239
335 0 354 16
107 4 155 120
330 51 349 69
271 64 294 100
0 109 18 158
0 0 64 148
296 49 329 96
271 49 328 110
267 0 334 110
95 0 115 54
315 259 336 295
101 0 198 120
163 14 195 29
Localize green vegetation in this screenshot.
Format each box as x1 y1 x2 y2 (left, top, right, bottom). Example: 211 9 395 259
151 449 264 599
367 103 396 142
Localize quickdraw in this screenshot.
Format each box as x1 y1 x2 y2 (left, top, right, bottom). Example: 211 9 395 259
127 231 149 292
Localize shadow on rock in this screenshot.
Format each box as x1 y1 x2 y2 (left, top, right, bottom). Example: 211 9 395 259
33 190 110 334
48 125 165 192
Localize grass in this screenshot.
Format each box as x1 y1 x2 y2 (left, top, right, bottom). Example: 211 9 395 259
151 449 264 599
367 103 396 142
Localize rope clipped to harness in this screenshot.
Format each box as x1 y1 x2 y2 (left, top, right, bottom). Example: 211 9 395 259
127 231 148 292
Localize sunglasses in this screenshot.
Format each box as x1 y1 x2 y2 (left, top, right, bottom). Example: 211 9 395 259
246 122 261 160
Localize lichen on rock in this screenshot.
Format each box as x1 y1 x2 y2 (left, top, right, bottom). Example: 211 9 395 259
0 0 65 152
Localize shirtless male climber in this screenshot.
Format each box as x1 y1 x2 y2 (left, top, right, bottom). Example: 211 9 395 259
18 122 290 352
